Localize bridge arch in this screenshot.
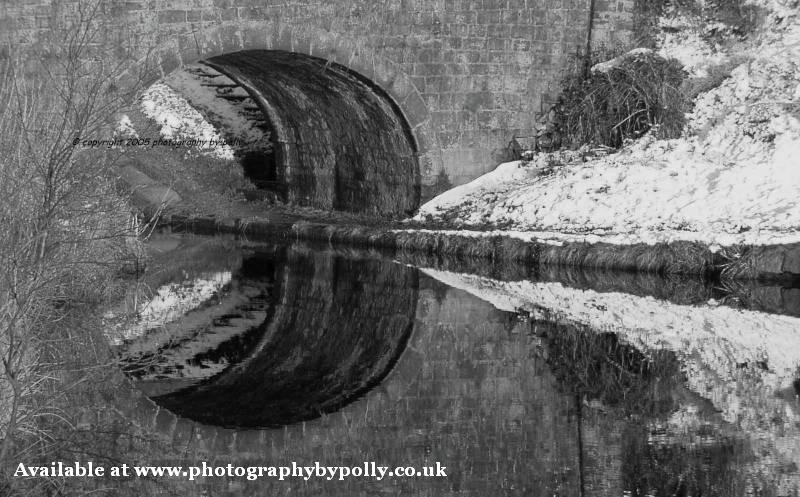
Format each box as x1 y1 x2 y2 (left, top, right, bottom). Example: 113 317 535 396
133 24 432 216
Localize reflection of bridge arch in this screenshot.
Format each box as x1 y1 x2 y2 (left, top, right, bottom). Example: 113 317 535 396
120 245 419 428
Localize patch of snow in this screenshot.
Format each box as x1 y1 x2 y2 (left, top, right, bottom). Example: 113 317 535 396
591 48 654 74
656 14 729 77
163 66 269 153
115 114 138 139
411 118 800 246
140 83 235 160
414 41 800 246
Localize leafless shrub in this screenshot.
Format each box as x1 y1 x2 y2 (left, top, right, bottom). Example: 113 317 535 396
0 1 155 494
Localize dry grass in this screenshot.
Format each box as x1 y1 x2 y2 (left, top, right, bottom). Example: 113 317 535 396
538 240 715 276
168 210 796 282
116 107 258 219
553 50 687 149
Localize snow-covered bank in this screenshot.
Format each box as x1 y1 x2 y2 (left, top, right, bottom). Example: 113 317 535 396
140 83 236 160
414 5 800 250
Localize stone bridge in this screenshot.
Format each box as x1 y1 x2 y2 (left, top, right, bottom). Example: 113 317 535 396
2 0 634 214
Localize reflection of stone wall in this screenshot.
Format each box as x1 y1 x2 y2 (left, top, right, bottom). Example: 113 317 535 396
396 283 584 495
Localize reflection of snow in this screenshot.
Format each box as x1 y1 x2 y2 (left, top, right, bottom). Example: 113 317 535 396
421 268 800 382
120 283 267 368
420 267 800 488
104 271 231 345
110 276 271 399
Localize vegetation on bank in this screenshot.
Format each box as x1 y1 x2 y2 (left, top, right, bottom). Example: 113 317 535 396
550 50 687 149
162 213 798 281
115 106 259 218
0 2 161 495
536 0 766 153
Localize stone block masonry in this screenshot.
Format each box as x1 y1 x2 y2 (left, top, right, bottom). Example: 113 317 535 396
2 0 633 202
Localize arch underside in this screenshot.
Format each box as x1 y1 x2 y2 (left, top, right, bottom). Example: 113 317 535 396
204 50 421 217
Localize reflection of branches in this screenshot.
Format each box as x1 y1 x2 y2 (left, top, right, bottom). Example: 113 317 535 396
533 318 684 417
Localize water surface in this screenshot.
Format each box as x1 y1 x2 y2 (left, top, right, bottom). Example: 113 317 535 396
109 232 800 496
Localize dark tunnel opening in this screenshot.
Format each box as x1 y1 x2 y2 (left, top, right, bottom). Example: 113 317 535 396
240 150 277 187
203 50 421 217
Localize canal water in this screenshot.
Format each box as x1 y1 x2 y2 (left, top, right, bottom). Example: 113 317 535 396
106 232 800 496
